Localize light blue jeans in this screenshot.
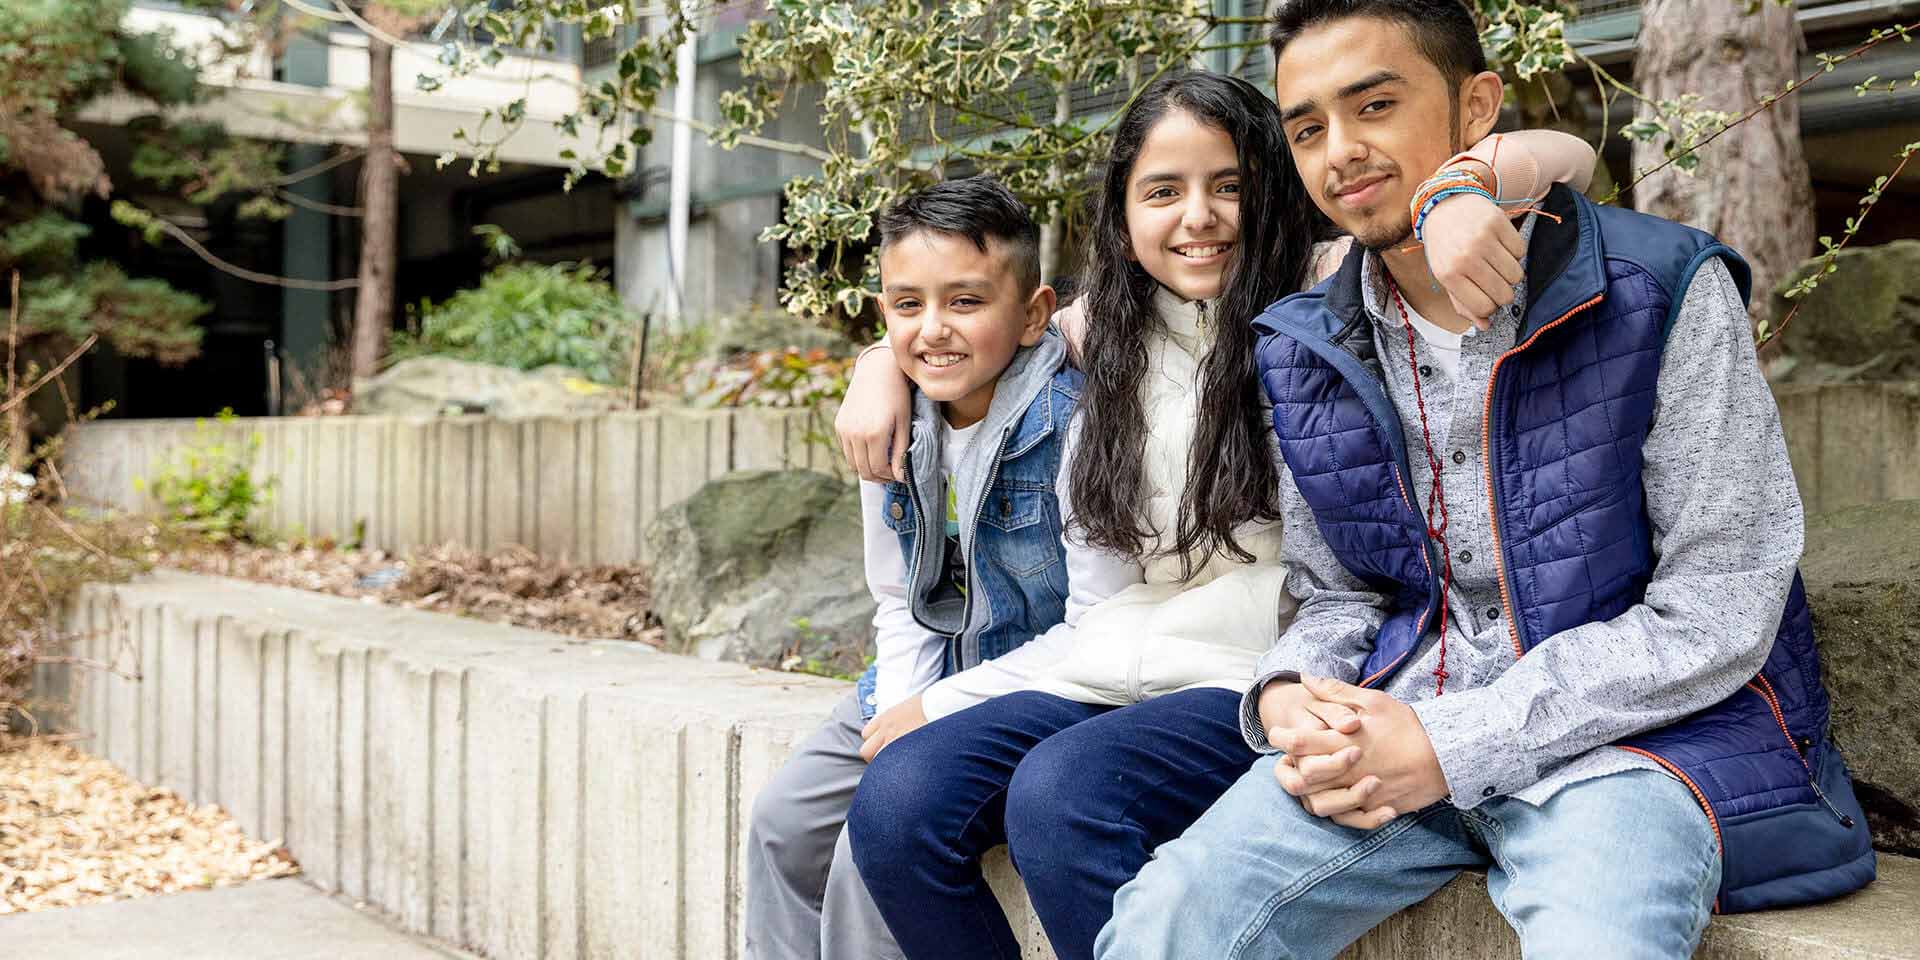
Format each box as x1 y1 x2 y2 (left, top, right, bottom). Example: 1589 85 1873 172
1096 757 1719 960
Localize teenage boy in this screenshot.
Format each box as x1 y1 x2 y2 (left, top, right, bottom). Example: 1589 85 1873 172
746 176 1140 960
1098 2 1874 957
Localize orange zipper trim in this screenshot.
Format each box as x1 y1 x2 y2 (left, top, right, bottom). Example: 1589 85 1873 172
1359 461 1430 689
1481 293 1604 659
1617 745 1724 855
1748 677 1814 775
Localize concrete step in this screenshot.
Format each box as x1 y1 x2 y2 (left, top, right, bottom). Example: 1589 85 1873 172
0 878 477 959
32 570 1920 959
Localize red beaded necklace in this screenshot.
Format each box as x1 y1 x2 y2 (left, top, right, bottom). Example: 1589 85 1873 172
1387 275 1453 695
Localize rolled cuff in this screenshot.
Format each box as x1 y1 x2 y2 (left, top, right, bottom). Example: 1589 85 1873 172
1239 670 1301 754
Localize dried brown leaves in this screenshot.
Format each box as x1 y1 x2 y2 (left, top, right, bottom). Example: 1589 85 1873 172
0 735 298 914
160 540 661 644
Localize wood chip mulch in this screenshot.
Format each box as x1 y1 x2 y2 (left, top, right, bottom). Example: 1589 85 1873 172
158 541 662 645
0 734 299 914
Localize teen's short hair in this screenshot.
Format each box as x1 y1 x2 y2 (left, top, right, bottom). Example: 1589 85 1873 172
1268 0 1488 83
878 176 1041 294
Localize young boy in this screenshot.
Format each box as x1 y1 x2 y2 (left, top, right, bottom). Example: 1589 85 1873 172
744 176 1141 960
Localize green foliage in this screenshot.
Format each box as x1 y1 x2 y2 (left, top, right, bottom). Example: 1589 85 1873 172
388 261 640 383
129 119 291 217
138 409 273 544
0 0 213 366
1473 0 1574 80
445 0 1599 322
0 0 126 113
117 25 208 107
0 215 92 276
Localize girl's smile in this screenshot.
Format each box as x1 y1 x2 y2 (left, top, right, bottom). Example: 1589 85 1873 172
1124 110 1244 303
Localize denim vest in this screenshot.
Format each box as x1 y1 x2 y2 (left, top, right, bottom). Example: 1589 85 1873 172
855 335 1083 719
1251 185 1875 912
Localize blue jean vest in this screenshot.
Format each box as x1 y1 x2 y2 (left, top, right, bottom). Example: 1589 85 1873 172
855 347 1083 719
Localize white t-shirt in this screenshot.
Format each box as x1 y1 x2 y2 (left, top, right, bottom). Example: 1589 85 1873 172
859 413 1143 720
1397 296 1466 382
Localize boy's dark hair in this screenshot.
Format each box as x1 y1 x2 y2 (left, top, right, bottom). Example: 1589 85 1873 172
878 176 1041 294
1268 0 1488 84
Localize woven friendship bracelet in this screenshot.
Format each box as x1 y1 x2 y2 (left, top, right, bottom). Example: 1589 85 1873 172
1411 184 1495 244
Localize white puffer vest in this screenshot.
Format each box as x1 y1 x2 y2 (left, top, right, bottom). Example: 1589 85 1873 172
1039 287 1296 704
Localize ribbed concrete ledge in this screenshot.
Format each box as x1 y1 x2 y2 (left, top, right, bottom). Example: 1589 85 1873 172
34 571 1919 959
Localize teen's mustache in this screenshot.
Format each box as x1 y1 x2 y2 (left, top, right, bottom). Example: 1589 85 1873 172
1323 162 1400 202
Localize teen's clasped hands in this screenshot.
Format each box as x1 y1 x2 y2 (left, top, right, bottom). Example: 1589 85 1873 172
1258 674 1451 829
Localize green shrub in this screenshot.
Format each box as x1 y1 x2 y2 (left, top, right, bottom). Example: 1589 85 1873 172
389 262 640 384
137 408 272 543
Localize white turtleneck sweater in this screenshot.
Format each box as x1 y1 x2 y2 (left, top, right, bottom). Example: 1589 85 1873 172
1033 286 1296 705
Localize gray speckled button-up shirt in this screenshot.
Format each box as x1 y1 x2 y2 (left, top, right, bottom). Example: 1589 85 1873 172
1241 220 1805 809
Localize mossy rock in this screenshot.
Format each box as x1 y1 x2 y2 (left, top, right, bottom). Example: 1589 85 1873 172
1803 499 1920 855
1772 240 1920 378
645 470 871 676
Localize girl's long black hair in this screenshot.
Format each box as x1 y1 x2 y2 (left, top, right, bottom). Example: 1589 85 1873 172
1068 70 1323 577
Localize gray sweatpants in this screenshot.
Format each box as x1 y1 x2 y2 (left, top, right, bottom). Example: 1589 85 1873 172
744 692 904 960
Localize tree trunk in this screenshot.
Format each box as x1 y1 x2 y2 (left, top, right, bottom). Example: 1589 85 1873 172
1631 0 1811 330
350 33 398 380
1038 85 1072 285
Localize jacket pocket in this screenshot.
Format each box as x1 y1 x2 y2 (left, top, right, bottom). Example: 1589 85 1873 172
980 488 1061 578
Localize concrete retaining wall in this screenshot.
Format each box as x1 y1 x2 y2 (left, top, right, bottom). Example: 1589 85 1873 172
57 383 1920 563
58 407 847 565
33 571 1919 960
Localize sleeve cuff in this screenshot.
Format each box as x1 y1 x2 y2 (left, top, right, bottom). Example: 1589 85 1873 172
919 678 965 723
1239 670 1301 754
1410 688 1532 810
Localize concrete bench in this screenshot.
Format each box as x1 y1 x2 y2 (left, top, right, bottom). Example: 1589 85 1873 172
34 570 1920 959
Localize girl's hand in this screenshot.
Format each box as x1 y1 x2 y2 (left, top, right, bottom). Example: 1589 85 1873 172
1420 188 1526 330
836 345 912 482
859 694 928 761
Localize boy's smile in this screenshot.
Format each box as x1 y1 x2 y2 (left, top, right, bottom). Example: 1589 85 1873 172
879 230 1051 428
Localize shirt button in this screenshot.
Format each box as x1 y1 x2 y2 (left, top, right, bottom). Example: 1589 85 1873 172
1487 607 1501 621
1418 364 1433 379
889 502 904 520
1457 549 1474 565
1451 450 1466 465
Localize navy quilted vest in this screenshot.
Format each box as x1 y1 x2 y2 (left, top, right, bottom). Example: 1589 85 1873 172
1251 186 1875 912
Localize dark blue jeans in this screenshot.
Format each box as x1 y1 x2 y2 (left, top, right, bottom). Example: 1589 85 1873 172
846 688 1258 960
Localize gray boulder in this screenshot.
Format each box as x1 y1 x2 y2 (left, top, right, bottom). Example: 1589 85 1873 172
1770 240 1920 382
645 470 872 678
353 357 625 417
1803 499 1920 855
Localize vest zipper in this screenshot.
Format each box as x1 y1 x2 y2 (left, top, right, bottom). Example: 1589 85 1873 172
1482 293 1603 659
1748 676 1856 828
1359 463 1431 688
1616 744 1724 914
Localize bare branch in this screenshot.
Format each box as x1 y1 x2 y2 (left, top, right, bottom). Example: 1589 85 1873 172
0 335 99 416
